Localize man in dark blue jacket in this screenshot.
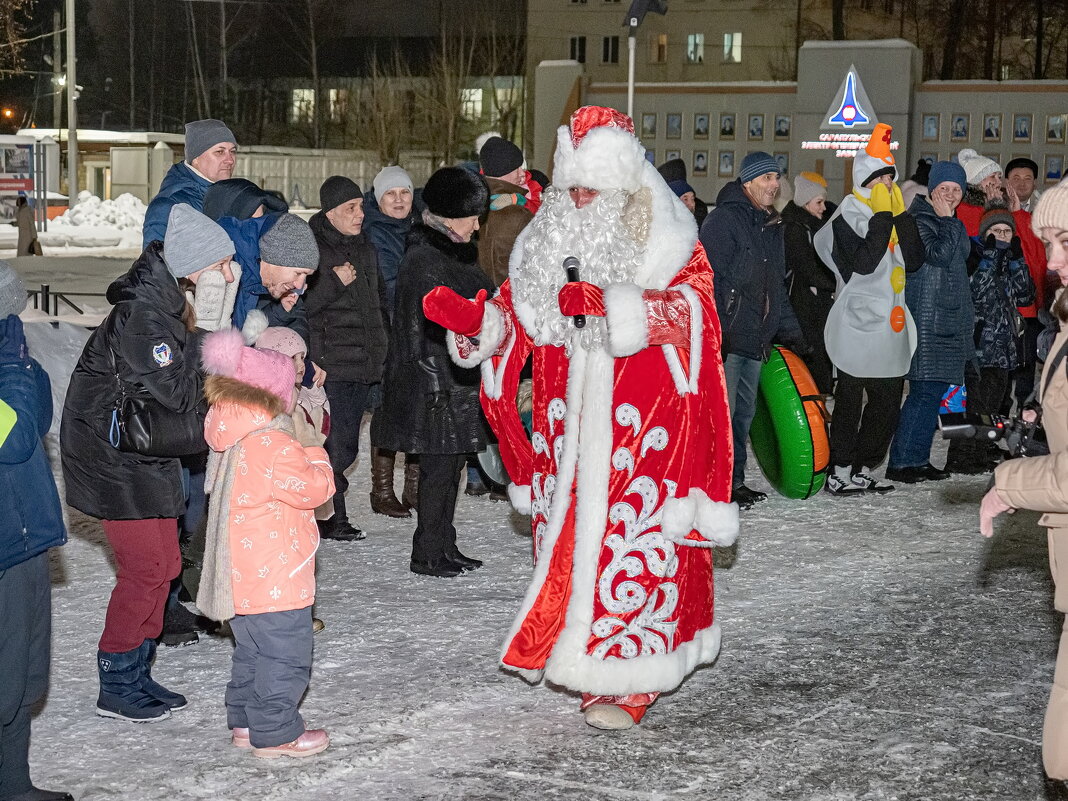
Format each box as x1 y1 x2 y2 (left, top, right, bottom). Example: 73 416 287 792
0 263 71 801
142 119 238 246
699 152 802 509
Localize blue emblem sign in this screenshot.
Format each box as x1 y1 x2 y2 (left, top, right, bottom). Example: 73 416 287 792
828 72 870 128
152 342 173 367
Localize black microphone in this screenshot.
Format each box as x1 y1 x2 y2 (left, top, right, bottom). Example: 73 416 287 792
562 256 586 329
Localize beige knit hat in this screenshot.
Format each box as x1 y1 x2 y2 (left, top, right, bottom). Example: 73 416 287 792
793 171 828 207
1032 177 1068 236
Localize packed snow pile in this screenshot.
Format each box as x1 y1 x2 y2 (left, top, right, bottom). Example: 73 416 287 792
56 191 147 231
42 191 147 249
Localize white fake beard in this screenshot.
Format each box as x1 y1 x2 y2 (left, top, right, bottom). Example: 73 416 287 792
511 186 644 353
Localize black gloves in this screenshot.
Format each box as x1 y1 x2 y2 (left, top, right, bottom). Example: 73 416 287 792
1008 235 1024 261
427 391 450 412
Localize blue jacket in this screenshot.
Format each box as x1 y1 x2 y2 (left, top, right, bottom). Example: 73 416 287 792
904 195 975 385
363 190 420 314
0 331 66 571
699 179 801 360
142 162 212 246
220 214 309 343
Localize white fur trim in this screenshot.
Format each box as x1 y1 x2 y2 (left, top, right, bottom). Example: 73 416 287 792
603 283 648 357
661 284 703 396
241 308 269 345
447 303 505 368
508 483 532 515
552 125 646 195
661 489 739 548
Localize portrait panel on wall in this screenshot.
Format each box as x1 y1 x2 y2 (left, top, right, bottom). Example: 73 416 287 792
922 113 940 142
774 114 791 140
950 113 970 142
920 152 938 166
717 150 735 177
694 113 710 139
640 113 657 139
666 113 682 140
1048 114 1067 144
982 113 1002 143
747 113 764 140
665 149 681 162
1046 154 1064 183
1012 114 1032 143
773 151 789 176
692 149 709 177
719 112 736 140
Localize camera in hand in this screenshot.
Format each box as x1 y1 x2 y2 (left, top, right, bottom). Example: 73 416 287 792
939 411 1049 458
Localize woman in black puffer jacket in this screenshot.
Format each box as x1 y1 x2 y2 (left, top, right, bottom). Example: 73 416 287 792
61 204 235 723
371 167 493 578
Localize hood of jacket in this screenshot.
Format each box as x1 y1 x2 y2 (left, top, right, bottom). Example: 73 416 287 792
715 179 781 226
406 223 480 265
203 382 291 452
105 240 186 315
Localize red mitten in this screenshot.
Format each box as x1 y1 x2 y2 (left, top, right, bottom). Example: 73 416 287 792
423 287 488 336
558 281 606 318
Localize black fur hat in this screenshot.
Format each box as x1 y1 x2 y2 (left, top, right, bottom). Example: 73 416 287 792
422 167 489 219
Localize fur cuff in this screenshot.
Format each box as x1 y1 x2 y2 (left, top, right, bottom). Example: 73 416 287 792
447 303 505 368
603 283 649 358
661 489 739 547
508 483 532 515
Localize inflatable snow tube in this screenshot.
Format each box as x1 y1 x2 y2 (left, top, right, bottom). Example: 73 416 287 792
749 345 830 499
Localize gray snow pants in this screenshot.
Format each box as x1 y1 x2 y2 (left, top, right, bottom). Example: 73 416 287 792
225 607 313 749
0 551 51 800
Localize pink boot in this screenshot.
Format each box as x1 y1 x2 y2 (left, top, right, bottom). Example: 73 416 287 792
251 729 330 759
231 727 251 748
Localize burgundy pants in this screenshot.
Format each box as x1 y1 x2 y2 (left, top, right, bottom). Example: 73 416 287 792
99 518 182 653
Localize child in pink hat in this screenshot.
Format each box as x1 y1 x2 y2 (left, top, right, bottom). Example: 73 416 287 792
198 327 336 759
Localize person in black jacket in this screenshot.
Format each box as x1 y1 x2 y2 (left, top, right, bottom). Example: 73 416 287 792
371 167 494 577
0 266 73 801
305 176 391 540
61 204 236 723
699 152 803 509
784 171 836 394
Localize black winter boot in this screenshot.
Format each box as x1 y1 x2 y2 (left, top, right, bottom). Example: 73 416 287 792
138 639 187 710
96 648 171 722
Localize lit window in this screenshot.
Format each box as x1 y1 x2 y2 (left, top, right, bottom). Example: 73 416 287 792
723 32 742 63
650 33 667 63
289 88 314 123
602 36 620 64
686 34 704 64
461 88 483 120
570 0 587 4
570 36 587 63
328 89 348 121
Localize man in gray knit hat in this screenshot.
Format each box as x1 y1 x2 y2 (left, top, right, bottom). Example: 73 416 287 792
143 118 239 246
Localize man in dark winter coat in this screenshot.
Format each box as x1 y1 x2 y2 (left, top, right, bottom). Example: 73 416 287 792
699 151 802 509
658 158 709 225
0 265 73 801
143 119 237 245
783 171 836 394
477 137 533 287
305 176 390 540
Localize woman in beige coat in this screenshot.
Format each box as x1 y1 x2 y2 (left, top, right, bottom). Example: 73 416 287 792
981 177 1068 779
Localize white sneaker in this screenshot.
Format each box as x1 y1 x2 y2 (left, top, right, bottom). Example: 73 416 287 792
825 472 865 496
851 471 895 494
583 704 635 730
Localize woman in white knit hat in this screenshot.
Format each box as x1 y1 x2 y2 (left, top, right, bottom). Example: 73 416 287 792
981 177 1068 780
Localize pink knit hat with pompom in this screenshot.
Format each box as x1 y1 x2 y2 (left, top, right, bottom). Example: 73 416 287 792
201 327 296 410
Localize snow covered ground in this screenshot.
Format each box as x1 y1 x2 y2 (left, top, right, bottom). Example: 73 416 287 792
12 252 1068 799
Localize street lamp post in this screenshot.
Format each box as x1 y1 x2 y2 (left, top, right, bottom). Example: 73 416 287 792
65 0 78 199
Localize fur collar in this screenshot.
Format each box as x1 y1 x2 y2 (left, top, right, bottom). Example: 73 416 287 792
204 375 288 420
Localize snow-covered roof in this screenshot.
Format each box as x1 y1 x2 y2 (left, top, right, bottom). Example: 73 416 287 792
16 129 185 145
